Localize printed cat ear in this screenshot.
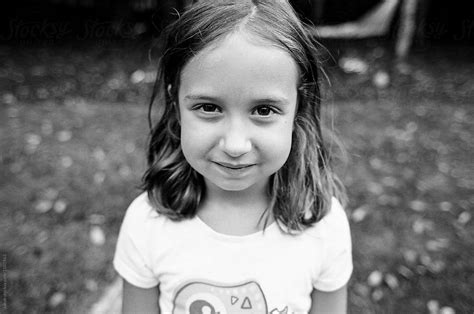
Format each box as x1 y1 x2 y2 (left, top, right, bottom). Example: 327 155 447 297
241 297 252 309
270 306 289 314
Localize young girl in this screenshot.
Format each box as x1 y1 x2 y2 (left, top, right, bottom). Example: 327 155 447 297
114 0 352 313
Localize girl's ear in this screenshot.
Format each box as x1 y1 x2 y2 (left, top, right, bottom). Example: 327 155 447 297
167 83 181 124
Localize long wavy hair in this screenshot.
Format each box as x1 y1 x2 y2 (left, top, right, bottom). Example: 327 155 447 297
142 0 345 232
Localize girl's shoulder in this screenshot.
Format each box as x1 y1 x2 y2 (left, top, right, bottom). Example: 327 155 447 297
303 197 351 240
125 192 157 215
320 197 349 228
121 192 166 228
307 198 353 292
121 192 194 237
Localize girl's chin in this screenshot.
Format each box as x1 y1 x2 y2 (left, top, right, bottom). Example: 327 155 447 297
206 178 268 193
212 181 256 192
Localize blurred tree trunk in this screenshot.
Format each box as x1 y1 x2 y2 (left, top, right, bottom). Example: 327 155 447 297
395 0 418 58
312 0 400 38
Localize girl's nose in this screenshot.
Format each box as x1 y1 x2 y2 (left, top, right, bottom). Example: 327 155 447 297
219 123 252 157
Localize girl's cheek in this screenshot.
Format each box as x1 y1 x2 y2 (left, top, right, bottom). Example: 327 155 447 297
261 126 293 151
182 120 218 147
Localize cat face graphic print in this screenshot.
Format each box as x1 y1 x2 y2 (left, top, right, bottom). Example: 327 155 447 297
172 281 269 314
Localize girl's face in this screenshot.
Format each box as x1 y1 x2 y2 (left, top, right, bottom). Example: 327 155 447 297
178 33 298 194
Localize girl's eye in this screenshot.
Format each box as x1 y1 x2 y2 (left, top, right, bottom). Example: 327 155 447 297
195 104 220 113
253 105 277 116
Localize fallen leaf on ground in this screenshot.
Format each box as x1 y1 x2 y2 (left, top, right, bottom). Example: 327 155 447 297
428 260 446 274
351 206 370 222
426 238 450 251
369 157 383 170
368 182 384 195
439 201 452 212
93 148 106 162
410 200 427 212
420 254 432 267
367 270 383 287
427 300 439 314
25 133 42 153
403 249 418 264
36 231 49 243
85 279 98 292
57 130 72 142
457 211 471 225
35 200 53 213
53 200 67 213
412 218 434 234
373 70 390 89
439 306 455 314
49 292 66 308
398 266 414 280
130 70 145 84
90 226 106 246
60 156 73 168
94 172 106 185
371 288 384 301
353 283 370 297
339 57 368 74
384 273 399 290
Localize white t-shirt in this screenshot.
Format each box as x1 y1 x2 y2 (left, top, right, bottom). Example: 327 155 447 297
114 193 352 313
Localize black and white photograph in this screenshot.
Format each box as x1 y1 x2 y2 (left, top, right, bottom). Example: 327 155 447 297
1 0 472 313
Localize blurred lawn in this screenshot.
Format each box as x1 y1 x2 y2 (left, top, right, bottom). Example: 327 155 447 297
0 41 473 313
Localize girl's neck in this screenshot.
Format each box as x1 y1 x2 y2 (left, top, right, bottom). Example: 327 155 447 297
197 180 274 235
203 179 269 211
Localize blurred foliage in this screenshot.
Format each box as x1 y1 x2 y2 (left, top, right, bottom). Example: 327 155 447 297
0 39 473 313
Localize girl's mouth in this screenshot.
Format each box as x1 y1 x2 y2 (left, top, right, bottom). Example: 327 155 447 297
214 161 255 170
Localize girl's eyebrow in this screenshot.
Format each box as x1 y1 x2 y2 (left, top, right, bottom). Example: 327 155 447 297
254 97 290 105
183 94 222 102
184 94 291 105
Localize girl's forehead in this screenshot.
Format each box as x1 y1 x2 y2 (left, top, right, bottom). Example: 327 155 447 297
182 32 297 77
178 32 299 106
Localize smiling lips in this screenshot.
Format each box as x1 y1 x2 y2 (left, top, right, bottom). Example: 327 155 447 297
214 161 255 170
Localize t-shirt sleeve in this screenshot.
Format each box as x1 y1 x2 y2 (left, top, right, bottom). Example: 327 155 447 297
113 194 159 288
312 197 353 292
